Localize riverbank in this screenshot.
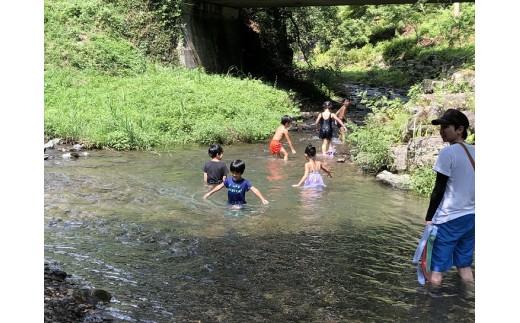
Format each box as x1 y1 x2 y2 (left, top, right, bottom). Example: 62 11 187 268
341 69 475 195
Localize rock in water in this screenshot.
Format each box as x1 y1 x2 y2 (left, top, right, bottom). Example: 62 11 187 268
376 170 411 190
44 138 62 150
62 152 80 160
72 144 83 151
91 289 111 303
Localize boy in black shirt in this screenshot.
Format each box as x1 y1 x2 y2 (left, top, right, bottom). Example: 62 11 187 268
203 144 228 185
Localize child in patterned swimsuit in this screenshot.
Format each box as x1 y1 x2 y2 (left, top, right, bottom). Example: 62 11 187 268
292 144 332 188
315 101 346 156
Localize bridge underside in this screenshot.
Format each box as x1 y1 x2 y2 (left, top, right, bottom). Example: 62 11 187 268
202 0 473 8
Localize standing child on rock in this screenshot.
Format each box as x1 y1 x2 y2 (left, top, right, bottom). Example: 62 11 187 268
292 144 332 188
204 160 269 208
203 144 228 185
269 115 296 161
315 101 346 156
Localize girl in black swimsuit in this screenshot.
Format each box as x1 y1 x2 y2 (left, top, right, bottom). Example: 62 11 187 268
315 101 347 156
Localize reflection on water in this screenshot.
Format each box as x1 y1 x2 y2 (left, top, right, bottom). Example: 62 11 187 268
44 133 474 322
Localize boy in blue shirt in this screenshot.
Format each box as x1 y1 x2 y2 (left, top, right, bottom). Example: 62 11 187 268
203 160 269 207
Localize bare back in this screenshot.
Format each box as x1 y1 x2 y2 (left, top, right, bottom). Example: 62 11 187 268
321 111 332 120
272 125 288 141
336 105 347 120
306 159 322 173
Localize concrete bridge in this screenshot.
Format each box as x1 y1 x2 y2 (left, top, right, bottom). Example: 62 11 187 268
180 0 473 74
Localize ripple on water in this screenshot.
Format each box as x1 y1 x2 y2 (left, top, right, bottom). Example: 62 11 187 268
44 137 472 322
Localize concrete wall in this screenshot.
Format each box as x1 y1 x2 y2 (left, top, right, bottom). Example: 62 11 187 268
180 1 244 73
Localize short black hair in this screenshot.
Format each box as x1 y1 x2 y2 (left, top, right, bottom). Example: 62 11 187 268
230 159 245 174
281 115 292 125
304 144 316 157
208 143 223 158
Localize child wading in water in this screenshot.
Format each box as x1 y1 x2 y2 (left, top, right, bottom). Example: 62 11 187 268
204 160 269 207
269 115 296 161
292 144 332 188
202 144 228 185
315 101 346 156
335 98 350 142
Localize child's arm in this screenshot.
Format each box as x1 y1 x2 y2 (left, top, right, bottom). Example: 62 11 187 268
250 187 269 205
203 172 208 184
203 183 225 199
320 162 333 178
292 164 310 187
283 130 296 154
314 113 322 126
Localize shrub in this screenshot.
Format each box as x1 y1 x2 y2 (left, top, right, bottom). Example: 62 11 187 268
410 166 436 197
70 34 147 75
347 96 410 172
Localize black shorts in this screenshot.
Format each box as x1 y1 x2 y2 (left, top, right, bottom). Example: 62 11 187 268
319 128 333 140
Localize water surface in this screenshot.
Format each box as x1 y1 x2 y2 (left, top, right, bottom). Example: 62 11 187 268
44 133 474 322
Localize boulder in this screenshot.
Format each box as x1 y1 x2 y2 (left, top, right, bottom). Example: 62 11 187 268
72 144 83 151
91 289 111 303
407 136 446 168
390 145 408 172
62 152 80 160
44 138 62 150
451 69 475 89
419 93 469 110
375 170 411 190
422 79 446 94
462 110 475 132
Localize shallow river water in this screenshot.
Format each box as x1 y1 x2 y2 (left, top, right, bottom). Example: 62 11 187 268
44 133 474 322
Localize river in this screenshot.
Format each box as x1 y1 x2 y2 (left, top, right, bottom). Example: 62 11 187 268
44 132 474 322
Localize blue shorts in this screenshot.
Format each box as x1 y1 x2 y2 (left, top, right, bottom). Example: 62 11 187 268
431 213 475 272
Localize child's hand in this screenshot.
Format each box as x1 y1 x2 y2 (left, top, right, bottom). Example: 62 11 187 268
291 149 296 154
262 199 269 205
292 184 300 187
203 193 209 199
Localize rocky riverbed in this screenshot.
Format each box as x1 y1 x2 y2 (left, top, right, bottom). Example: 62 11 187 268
45 260 113 322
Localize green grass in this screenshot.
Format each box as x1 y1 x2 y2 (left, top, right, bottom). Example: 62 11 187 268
45 66 298 149
45 0 183 70
44 0 300 149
